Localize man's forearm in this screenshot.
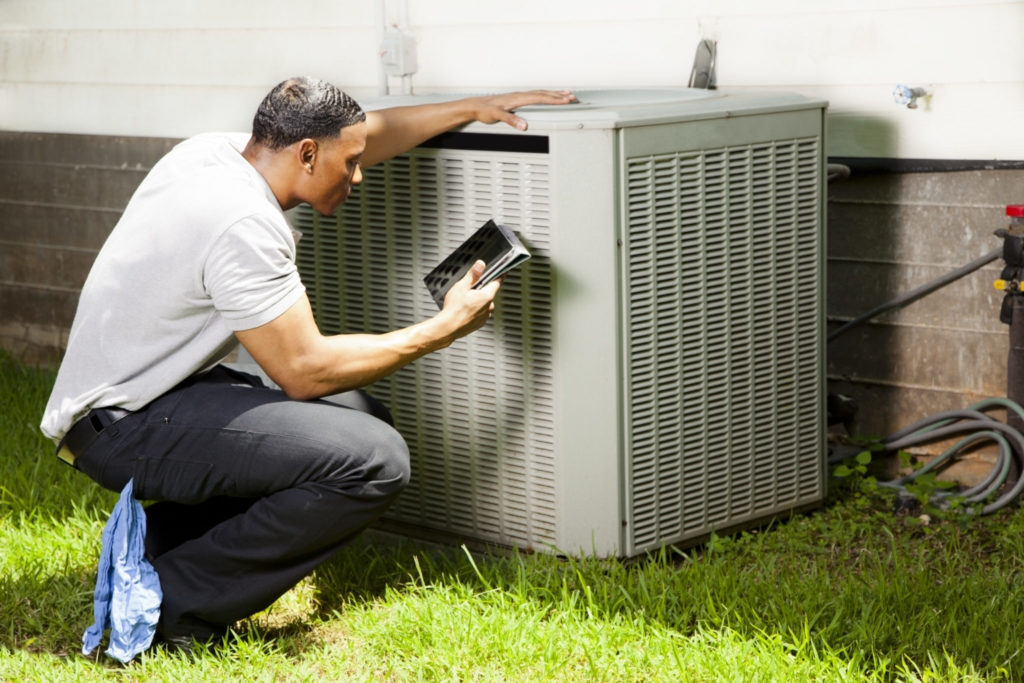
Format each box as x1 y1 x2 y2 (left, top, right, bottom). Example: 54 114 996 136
362 99 483 168
236 264 499 401
238 297 459 401
361 90 576 167
295 316 457 399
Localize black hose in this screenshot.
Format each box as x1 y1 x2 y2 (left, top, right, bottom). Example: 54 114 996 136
827 247 1002 343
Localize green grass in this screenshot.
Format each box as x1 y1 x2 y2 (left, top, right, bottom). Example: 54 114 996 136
3 349 1024 681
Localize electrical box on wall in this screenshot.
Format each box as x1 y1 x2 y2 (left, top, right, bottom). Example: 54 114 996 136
293 88 829 557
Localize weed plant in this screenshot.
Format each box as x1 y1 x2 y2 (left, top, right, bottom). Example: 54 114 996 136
2 350 1023 681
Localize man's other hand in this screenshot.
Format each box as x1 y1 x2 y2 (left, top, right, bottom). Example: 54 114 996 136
470 90 577 131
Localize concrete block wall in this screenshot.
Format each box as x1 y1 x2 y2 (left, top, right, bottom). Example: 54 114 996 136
3 130 1022 449
0 132 177 364
826 168 1024 440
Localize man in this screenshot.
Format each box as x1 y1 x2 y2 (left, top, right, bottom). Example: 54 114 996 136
40 77 575 646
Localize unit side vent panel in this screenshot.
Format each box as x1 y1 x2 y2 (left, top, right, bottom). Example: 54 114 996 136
625 138 824 552
294 151 558 549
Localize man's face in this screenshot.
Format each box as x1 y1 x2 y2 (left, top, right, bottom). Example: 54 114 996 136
305 121 367 215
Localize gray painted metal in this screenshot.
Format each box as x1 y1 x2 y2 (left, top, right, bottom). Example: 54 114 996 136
293 90 827 557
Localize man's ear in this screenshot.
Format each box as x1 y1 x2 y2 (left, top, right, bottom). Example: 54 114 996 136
297 139 318 173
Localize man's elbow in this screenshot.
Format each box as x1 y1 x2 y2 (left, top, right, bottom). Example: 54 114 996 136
279 380 321 402
271 358 328 401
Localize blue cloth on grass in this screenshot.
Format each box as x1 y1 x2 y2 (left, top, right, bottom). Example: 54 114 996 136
81 478 162 663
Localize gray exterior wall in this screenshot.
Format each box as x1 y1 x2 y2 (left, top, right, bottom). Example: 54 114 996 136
0 132 178 364
827 169 1021 439
2 131 1022 443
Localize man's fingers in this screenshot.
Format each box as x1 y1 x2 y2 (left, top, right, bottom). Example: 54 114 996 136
504 89 576 105
482 90 577 130
468 259 486 285
508 114 528 131
531 89 577 103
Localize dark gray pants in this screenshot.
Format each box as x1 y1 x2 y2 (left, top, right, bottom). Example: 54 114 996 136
74 365 410 640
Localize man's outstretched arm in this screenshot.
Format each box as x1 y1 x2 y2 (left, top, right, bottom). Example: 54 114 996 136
235 261 499 400
361 90 576 167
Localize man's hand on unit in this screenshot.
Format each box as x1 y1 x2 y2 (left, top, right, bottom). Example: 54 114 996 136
469 90 577 131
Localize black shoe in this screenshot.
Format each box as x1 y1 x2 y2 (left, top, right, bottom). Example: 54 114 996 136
151 627 197 656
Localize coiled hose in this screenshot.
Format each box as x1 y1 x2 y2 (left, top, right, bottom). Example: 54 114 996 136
848 398 1024 514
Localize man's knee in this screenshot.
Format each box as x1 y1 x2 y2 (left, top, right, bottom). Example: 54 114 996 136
320 417 410 499
371 425 411 497
319 389 395 426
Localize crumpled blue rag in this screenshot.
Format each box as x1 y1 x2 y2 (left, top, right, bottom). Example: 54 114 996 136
82 478 162 663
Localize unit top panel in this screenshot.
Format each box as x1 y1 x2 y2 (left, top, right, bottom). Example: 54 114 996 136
358 88 827 131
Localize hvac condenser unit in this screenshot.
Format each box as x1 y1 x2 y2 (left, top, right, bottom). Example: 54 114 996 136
293 89 828 557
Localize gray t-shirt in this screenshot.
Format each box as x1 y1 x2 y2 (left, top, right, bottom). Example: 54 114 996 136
41 132 305 442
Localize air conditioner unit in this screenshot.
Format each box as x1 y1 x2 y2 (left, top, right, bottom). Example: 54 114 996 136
292 88 828 558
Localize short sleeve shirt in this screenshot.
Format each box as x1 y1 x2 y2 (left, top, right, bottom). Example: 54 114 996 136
40 133 305 441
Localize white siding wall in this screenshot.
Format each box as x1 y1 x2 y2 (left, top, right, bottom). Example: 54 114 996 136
2 0 1022 159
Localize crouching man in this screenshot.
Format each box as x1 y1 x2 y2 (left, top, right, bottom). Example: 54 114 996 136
41 77 574 649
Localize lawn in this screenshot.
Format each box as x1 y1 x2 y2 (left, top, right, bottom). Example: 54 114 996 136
2 349 1023 681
